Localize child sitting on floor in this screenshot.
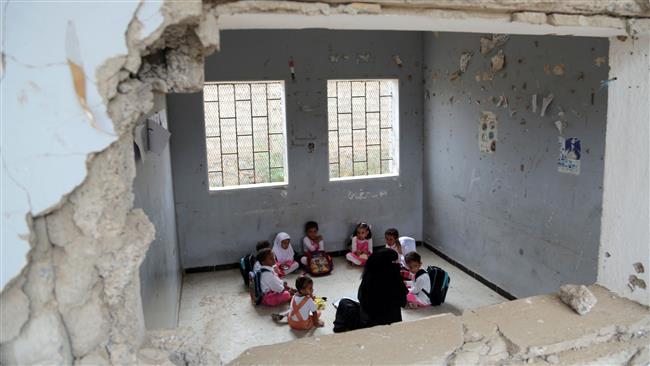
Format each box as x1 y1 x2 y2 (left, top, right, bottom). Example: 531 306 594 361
253 240 272 271
257 248 296 306
300 221 325 266
273 232 299 277
345 222 373 266
404 252 431 308
385 228 405 266
288 275 324 330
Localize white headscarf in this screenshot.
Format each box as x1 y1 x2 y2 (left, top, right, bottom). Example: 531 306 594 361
399 236 416 256
273 232 294 263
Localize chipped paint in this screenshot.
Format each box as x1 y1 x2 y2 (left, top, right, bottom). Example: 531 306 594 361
541 93 554 117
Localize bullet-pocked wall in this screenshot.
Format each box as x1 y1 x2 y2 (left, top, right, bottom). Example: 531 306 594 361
168 30 424 268
423 32 608 297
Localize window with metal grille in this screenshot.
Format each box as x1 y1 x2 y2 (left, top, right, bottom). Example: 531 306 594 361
203 81 288 190
327 79 399 180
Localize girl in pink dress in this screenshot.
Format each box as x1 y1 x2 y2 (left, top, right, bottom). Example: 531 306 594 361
345 222 373 266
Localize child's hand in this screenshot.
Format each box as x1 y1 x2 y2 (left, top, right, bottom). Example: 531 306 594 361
395 242 403 254
316 235 323 242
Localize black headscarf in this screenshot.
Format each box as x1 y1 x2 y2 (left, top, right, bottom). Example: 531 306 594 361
357 248 407 327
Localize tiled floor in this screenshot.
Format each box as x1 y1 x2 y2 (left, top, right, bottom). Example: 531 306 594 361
178 248 507 364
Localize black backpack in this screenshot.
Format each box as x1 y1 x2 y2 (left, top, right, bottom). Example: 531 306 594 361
415 266 450 305
248 268 270 305
239 253 256 287
333 298 361 333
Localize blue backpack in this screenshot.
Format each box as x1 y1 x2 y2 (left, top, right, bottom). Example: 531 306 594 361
416 266 450 305
248 268 270 305
239 253 256 287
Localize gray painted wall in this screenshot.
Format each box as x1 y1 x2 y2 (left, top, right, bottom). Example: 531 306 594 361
168 30 423 268
422 32 608 297
135 93 182 329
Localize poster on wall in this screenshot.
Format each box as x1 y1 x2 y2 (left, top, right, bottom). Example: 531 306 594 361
558 136 581 175
479 111 497 153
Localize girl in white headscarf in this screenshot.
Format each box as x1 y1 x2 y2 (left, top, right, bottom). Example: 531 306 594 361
273 232 299 277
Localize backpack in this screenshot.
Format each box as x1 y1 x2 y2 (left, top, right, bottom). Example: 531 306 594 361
416 266 450 305
248 268 270 305
306 251 333 276
239 253 256 287
333 298 361 333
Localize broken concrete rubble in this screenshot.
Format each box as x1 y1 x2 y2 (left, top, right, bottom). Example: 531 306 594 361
141 328 220 366
559 284 598 315
230 285 650 365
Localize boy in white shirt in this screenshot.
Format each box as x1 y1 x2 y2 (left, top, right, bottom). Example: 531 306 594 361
404 252 431 308
257 248 295 306
253 240 271 272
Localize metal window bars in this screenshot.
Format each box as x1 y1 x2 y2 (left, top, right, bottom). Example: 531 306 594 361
203 81 287 190
327 80 397 179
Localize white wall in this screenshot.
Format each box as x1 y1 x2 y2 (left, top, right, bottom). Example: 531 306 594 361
598 35 650 306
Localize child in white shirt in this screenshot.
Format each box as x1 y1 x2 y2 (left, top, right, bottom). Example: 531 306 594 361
253 240 271 272
301 221 325 266
345 222 373 266
404 252 431 308
288 275 324 330
273 232 299 277
257 248 295 306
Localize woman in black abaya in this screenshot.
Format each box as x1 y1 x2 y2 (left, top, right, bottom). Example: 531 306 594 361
357 248 408 327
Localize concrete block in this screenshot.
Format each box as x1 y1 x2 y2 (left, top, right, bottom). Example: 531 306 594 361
230 314 463 365
559 284 597 315
469 285 650 358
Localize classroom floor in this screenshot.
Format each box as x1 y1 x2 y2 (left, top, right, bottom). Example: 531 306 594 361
177 248 508 364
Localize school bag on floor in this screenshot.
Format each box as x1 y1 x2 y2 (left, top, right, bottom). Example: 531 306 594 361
239 253 256 287
333 298 361 333
416 266 450 305
248 268 270 305
306 251 333 276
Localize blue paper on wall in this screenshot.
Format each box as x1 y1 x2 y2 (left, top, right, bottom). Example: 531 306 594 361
558 137 581 175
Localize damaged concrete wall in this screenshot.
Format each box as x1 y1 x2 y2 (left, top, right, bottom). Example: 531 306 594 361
133 93 182 329
167 29 423 268
1 1 219 363
422 32 609 297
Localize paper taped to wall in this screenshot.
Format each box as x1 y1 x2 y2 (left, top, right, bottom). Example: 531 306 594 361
558 137 581 175
147 110 171 155
479 111 497 153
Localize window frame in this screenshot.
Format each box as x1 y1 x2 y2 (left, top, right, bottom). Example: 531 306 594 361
202 80 289 192
326 78 400 181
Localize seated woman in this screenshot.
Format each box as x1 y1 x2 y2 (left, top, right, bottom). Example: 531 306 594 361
357 248 408 327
